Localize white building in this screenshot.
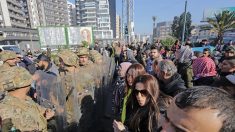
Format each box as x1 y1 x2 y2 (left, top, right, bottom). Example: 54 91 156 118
76 0 98 29
36 0 69 26
94 0 113 39
67 1 76 26
76 0 114 40
116 15 121 39
156 21 173 39
24 0 40 28
0 0 28 28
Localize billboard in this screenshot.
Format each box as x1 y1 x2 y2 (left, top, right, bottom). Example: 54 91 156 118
67 27 93 46
38 26 94 47
202 7 235 21
38 27 66 46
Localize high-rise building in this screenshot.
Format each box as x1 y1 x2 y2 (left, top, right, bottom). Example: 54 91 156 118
36 0 69 26
0 2 4 27
76 0 98 29
24 0 40 28
95 0 113 39
116 15 121 39
156 21 173 39
76 0 114 40
109 0 116 38
67 1 76 26
0 0 29 28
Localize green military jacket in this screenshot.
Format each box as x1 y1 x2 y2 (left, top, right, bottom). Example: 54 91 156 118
0 95 47 132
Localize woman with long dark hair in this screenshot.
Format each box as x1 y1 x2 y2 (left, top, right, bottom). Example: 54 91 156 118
113 74 160 132
121 63 146 123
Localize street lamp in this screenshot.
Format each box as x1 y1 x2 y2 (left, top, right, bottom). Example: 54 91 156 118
182 0 188 44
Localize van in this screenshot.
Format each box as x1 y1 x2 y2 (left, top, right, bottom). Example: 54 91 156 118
0 45 22 54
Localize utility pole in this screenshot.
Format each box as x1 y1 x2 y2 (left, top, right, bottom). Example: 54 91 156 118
181 0 187 44
152 16 156 43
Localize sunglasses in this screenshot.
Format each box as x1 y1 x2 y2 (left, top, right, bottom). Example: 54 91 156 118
134 89 148 96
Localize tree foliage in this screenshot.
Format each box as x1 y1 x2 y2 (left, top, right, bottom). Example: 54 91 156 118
161 37 176 47
171 12 192 41
207 10 235 43
82 41 89 48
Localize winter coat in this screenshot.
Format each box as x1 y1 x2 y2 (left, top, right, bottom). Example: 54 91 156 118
112 77 126 119
159 73 186 97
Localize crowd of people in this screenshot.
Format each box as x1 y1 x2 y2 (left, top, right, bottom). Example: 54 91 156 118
0 38 235 132
110 39 235 132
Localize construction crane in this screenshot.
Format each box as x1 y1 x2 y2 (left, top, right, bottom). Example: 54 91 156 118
122 0 134 44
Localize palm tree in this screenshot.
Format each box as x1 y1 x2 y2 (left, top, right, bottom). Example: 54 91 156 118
207 10 235 43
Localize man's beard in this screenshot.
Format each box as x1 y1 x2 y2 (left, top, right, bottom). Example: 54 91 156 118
37 65 45 70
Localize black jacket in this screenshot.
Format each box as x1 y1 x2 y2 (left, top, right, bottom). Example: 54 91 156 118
160 73 186 97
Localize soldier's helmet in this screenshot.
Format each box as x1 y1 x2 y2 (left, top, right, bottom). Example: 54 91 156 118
76 47 89 56
57 49 78 66
0 67 32 91
89 50 102 63
0 50 17 62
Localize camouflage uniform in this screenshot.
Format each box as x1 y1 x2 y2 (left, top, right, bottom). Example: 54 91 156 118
89 50 103 64
0 67 47 132
76 48 97 131
57 50 80 126
0 50 17 69
76 47 93 68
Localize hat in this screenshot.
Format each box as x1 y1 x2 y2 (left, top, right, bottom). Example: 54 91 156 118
0 50 17 62
0 67 33 91
76 47 89 56
34 54 50 63
57 49 78 66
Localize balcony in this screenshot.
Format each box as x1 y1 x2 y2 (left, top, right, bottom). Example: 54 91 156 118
7 0 22 7
11 22 28 28
9 12 25 21
8 5 24 15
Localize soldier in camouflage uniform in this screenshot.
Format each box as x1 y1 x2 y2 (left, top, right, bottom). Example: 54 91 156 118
57 49 80 131
76 48 97 132
57 49 80 74
76 47 93 68
0 67 55 132
0 51 18 69
90 50 103 64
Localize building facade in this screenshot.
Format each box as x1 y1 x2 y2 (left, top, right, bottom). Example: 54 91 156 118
67 1 76 26
94 0 113 39
0 0 29 28
156 21 173 39
36 0 69 26
116 15 121 39
24 0 40 28
109 0 116 38
76 0 98 29
76 0 114 40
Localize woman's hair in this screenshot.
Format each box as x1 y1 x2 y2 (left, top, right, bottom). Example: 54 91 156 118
129 74 160 132
125 63 146 93
174 40 179 45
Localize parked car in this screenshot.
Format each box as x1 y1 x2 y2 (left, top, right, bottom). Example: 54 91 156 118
0 45 22 54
